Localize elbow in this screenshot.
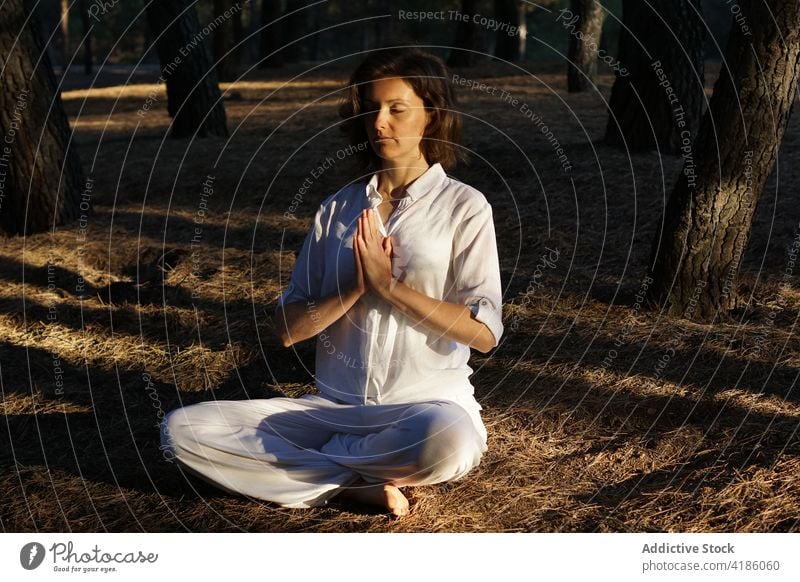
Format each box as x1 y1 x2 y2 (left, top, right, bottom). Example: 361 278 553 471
467 309 501 354
473 329 497 354
276 328 297 348
274 327 289 348
474 341 495 354
272 320 295 348
274 306 296 348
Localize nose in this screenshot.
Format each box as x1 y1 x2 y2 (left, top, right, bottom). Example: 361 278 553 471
371 107 389 132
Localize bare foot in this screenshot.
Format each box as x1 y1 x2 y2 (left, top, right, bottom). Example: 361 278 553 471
337 480 410 517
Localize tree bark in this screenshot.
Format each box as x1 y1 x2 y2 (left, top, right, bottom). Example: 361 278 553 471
145 0 228 138
283 0 308 63
604 0 705 153
494 0 521 62
566 0 606 92
213 0 236 81
259 0 284 68
79 0 93 75
310 3 321 59
373 0 396 50
60 0 70 69
247 0 260 64
646 0 800 319
232 0 245 66
517 2 527 61
448 0 479 68
0 0 85 235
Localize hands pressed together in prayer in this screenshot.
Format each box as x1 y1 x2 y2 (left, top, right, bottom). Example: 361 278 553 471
353 208 396 299
274 207 400 349
349 207 495 352
277 206 495 352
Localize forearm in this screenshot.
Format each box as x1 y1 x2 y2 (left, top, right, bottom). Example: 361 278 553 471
376 282 497 353
275 286 361 347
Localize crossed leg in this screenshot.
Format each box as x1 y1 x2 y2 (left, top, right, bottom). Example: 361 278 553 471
160 393 487 515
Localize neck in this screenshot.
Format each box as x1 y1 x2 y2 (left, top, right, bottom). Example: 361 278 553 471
376 158 431 199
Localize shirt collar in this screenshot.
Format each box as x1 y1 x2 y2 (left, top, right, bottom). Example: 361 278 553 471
365 163 447 203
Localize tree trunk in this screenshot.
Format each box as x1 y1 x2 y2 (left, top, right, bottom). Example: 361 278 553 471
79 0 93 75
213 0 235 82
247 0 260 64
284 0 308 63
604 0 705 153
60 0 69 68
0 0 85 235
646 0 800 319
232 0 244 66
448 0 479 68
517 2 527 61
145 0 228 138
309 3 321 59
566 0 606 92
373 0 396 50
494 0 521 62
259 0 284 68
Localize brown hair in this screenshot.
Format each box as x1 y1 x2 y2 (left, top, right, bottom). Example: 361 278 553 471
339 47 465 170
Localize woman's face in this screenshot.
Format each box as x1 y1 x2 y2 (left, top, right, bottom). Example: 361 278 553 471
363 77 430 167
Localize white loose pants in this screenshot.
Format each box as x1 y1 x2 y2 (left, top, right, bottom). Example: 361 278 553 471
160 393 488 508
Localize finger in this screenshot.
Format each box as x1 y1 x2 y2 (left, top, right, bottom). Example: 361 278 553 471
358 214 366 244
353 234 363 274
359 211 367 243
367 208 377 242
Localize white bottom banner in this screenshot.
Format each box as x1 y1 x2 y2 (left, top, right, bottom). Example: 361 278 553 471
2 533 798 581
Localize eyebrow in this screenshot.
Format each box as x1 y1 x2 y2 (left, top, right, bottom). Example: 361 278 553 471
363 98 411 105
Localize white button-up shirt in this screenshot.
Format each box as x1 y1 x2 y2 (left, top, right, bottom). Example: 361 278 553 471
277 162 503 410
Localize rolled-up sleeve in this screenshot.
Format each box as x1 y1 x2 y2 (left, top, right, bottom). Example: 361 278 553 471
276 204 326 311
449 202 504 347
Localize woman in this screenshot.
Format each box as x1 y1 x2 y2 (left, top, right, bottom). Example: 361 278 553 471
160 47 504 517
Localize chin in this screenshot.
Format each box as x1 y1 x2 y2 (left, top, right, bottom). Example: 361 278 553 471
372 146 399 161
370 147 388 160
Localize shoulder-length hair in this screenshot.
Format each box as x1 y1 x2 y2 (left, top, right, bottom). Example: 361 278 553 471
339 47 465 171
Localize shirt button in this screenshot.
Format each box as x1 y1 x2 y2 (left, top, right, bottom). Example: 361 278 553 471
480 300 488 306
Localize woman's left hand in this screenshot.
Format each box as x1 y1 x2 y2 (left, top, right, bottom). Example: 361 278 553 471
356 208 394 297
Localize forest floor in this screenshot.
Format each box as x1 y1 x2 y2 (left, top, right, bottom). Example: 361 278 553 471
1 60 799 532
